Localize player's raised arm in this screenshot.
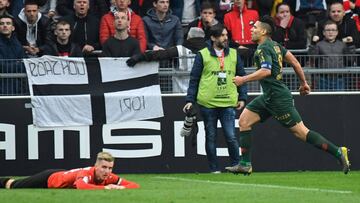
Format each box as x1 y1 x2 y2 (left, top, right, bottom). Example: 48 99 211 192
233 68 271 86
284 51 311 95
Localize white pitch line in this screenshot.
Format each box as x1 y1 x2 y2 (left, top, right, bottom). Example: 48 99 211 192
154 176 352 194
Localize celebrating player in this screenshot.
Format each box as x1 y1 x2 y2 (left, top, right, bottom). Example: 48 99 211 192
0 152 139 189
226 16 350 175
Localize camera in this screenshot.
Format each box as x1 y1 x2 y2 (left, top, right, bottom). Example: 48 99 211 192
180 106 197 137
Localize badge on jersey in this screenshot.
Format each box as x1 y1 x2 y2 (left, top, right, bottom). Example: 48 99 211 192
217 71 227 86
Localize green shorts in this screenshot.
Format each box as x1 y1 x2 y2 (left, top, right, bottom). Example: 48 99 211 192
246 95 302 128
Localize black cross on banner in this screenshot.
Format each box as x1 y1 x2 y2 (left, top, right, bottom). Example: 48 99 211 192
25 56 161 126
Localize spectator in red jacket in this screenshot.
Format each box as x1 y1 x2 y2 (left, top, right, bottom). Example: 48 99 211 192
224 0 258 66
224 0 258 49
101 10 141 57
100 0 147 52
0 152 140 190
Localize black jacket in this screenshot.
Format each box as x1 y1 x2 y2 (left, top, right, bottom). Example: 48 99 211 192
57 0 109 19
317 16 360 48
60 14 100 50
130 0 154 17
272 17 307 49
41 41 83 57
127 38 207 66
0 34 26 60
14 14 51 49
147 38 206 60
186 18 218 41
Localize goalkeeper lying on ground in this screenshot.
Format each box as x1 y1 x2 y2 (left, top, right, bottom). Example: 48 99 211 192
0 152 139 190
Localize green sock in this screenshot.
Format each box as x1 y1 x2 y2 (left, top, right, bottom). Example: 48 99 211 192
306 130 340 158
239 130 252 166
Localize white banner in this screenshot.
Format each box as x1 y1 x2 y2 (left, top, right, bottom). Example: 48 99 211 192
24 56 88 86
32 95 93 126
98 58 158 82
105 85 164 123
24 56 163 127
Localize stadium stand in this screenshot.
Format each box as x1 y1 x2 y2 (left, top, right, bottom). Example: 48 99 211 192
1 0 360 95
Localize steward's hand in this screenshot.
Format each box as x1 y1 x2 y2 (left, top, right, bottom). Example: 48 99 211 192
183 103 193 113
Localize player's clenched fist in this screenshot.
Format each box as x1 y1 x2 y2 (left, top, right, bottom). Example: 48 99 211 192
232 76 246 86
299 83 311 96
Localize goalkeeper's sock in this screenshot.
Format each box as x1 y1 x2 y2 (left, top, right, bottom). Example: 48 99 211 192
306 130 340 158
239 130 252 166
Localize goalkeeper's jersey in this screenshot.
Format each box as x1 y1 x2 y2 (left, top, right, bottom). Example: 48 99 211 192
47 166 138 189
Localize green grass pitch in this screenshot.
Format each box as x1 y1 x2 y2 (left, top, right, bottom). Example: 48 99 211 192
1 171 359 203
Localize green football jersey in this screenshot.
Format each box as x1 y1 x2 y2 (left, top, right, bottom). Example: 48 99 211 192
253 39 293 106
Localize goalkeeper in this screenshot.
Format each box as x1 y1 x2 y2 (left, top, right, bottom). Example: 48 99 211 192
0 152 139 190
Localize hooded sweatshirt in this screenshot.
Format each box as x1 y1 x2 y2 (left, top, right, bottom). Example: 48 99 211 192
18 8 41 46
14 8 50 48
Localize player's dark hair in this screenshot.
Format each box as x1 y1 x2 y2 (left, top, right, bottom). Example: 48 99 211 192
0 14 14 25
259 15 275 36
209 23 225 38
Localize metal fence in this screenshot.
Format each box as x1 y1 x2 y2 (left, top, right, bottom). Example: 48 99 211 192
1 54 360 96
159 54 360 93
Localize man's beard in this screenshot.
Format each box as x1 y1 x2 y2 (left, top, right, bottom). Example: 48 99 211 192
216 40 228 49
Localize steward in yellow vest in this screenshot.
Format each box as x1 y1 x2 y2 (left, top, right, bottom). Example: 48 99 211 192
183 24 247 173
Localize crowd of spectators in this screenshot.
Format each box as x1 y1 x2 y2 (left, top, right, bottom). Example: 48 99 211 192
0 0 359 56
0 0 360 93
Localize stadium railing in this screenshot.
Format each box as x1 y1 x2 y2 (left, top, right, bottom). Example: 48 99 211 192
1 54 360 96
